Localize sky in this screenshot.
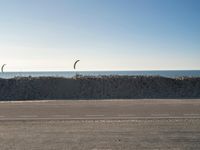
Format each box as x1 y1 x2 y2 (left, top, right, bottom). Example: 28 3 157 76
0 0 199 71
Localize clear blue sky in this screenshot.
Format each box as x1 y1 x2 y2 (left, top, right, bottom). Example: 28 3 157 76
0 0 199 71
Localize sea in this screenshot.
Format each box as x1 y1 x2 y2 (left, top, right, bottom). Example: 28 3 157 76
0 70 200 79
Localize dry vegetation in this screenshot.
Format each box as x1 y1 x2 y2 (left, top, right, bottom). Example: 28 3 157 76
0 76 200 100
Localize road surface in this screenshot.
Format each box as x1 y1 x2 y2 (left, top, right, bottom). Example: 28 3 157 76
1 99 200 150
0 99 200 120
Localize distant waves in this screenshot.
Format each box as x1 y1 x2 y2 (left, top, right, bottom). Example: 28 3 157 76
0 70 200 79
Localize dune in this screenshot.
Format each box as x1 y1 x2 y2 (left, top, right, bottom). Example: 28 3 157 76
0 76 200 100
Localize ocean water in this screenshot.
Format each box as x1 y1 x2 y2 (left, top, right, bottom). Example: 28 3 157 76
0 70 200 79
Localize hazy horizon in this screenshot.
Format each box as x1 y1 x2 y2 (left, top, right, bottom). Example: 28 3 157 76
0 0 199 71
2 69 200 72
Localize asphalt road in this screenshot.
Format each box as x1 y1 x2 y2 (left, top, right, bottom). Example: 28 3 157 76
1 99 200 150
0 99 200 120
